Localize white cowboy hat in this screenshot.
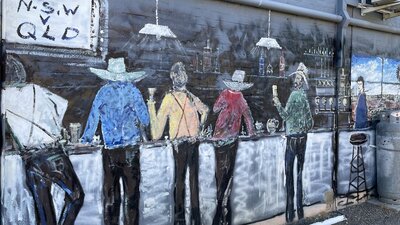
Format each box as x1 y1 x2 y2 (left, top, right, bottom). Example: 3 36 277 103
89 57 149 82
288 62 309 90
223 70 253 91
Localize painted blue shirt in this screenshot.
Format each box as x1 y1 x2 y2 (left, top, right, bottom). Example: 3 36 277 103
81 82 150 149
355 93 368 129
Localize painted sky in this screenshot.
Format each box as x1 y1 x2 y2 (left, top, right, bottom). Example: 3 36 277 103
351 55 382 83
383 58 400 83
350 82 381 96
351 55 400 95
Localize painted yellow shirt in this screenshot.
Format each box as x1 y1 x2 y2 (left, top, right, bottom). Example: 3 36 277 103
147 91 209 140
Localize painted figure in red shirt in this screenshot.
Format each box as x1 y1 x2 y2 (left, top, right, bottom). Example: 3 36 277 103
213 89 255 140
212 70 255 225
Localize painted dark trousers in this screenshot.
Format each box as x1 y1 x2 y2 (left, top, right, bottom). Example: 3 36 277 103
285 134 307 223
102 146 140 225
212 140 238 225
23 146 85 225
172 140 201 225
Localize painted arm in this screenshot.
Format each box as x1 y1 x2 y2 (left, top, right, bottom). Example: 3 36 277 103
1 89 22 149
1 89 6 116
1 114 5 150
132 88 150 142
241 98 256 136
41 85 68 130
147 94 171 140
275 95 291 121
81 90 102 143
43 86 68 124
304 96 313 131
191 93 209 127
133 88 150 127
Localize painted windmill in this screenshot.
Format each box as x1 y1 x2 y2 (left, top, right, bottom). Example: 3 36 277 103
252 10 283 76
137 0 188 70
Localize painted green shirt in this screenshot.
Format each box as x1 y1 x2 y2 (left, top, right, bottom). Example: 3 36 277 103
276 89 313 135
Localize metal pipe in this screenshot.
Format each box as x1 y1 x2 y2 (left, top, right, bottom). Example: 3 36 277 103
0 0 2 42
337 1 351 69
223 0 400 34
333 0 351 196
349 18 400 34
224 0 343 23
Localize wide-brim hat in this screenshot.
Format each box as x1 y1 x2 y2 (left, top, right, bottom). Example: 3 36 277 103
90 57 149 82
223 70 253 91
288 62 309 90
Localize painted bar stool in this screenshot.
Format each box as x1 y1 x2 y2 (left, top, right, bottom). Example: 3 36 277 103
346 133 368 204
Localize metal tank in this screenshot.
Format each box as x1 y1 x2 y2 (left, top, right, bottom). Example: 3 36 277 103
376 111 400 204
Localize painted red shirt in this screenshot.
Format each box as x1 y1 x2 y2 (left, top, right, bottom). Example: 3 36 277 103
213 89 255 140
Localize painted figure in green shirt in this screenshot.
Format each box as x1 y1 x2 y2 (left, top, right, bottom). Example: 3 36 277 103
275 89 313 135
273 62 313 223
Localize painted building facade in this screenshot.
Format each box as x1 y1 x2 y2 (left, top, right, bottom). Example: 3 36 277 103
1 0 400 224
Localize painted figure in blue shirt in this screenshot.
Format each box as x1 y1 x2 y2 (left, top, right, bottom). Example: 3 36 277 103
354 76 368 129
81 57 150 225
81 81 149 148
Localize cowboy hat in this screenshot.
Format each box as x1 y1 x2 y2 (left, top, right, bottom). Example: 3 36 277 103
89 57 149 82
288 62 309 90
223 70 253 91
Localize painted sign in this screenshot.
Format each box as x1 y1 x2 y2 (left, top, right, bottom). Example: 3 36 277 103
2 0 99 49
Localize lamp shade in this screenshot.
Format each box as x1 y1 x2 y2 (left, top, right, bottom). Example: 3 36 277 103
139 23 177 39
256 37 282 50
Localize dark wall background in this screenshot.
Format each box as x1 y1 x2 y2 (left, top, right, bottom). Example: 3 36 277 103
5 0 339 137
5 0 400 135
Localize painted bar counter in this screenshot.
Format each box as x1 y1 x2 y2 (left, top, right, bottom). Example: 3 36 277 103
1 132 334 225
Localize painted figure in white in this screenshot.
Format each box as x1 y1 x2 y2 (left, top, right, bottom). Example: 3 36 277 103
1 55 84 225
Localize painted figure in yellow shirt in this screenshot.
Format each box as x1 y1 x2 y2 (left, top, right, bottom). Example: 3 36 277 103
147 62 209 225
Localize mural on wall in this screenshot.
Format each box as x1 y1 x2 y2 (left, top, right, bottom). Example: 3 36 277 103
337 130 376 197
353 76 368 129
1 55 85 225
80 57 151 225
351 55 400 125
250 10 282 77
2 1 375 225
272 63 313 223
212 69 255 225
135 0 188 70
337 53 400 205
2 0 100 50
147 61 209 225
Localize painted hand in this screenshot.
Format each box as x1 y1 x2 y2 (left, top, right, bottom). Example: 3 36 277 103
75 138 90 147
273 96 281 107
140 124 148 143
148 87 157 102
198 124 206 136
188 136 197 144
147 99 156 104
79 137 89 144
